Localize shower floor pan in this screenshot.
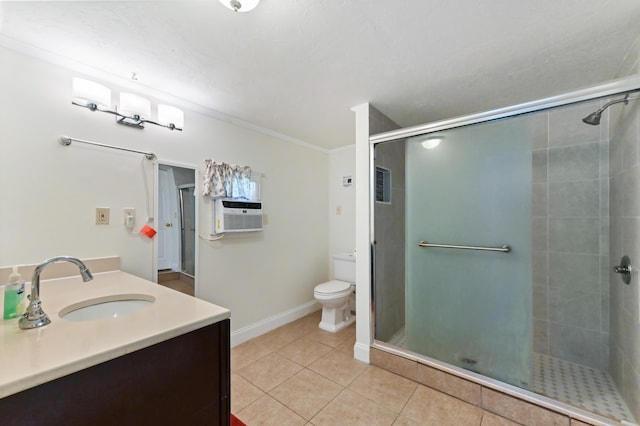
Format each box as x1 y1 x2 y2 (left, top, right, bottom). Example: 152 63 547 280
534 353 635 423
387 328 635 423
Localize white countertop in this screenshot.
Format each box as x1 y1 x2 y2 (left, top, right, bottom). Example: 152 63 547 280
0 270 230 398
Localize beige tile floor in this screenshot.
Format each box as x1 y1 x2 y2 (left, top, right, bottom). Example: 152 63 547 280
158 278 194 296
157 270 195 296
231 311 520 426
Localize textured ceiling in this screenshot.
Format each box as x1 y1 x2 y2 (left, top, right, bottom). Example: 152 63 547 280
1 0 640 149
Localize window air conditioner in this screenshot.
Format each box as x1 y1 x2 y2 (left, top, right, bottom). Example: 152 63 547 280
212 198 263 234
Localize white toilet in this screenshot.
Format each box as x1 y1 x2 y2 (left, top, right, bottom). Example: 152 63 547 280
314 253 356 332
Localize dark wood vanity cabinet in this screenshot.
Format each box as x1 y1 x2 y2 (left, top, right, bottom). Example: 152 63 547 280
0 319 230 426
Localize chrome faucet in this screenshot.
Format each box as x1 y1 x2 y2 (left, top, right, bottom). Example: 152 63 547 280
19 256 93 330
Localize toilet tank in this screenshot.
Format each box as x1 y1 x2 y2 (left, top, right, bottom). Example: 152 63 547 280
333 253 356 283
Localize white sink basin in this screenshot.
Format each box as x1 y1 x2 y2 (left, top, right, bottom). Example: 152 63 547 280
59 294 155 322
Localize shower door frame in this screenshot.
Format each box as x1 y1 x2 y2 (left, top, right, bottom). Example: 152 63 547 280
368 74 640 420
178 183 196 276
370 76 640 145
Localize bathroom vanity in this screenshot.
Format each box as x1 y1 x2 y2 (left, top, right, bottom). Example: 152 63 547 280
0 270 231 425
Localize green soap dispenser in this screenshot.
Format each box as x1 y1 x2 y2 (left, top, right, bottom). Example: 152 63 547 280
3 266 26 319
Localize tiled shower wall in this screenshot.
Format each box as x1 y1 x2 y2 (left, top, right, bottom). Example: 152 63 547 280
370 106 405 342
532 100 610 371
609 96 640 420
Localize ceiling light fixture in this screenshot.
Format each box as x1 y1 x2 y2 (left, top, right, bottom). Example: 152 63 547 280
71 77 184 131
421 137 442 150
409 134 443 150
218 0 260 12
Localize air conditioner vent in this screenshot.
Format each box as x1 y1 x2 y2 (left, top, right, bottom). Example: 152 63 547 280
223 213 263 231
212 198 263 234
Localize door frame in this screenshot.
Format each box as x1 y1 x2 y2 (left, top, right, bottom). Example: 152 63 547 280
153 160 200 295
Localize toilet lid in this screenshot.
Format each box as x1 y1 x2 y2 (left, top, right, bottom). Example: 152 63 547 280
315 280 351 294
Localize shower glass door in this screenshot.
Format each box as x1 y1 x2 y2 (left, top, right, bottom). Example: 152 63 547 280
404 117 533 388
179 185 196 276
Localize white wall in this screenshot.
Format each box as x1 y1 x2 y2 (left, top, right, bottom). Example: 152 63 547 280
328 145 356 262
0 45 330 332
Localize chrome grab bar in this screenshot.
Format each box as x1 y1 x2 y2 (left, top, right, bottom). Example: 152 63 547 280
418 240 511 253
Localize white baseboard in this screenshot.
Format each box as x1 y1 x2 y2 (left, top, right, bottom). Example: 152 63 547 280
354 341 370 363
231 300 321 347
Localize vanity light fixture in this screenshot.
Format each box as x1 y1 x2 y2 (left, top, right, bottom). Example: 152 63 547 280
118 92 151 128
72 78 111 111
157 104 185 131
218 0 260 12
71 77 184 131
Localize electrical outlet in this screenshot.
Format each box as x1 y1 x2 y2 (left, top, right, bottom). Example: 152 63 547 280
123 208 136 228
96 207 110 225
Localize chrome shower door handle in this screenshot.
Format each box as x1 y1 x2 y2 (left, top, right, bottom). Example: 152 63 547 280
614 255 632 285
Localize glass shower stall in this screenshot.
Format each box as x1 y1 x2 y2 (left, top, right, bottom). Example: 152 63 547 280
372 76 640 423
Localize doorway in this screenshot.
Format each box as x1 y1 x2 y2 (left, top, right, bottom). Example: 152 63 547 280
156 163 198 296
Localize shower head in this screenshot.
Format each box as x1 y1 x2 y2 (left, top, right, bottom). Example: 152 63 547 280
582 94 631 125
582 110 603 125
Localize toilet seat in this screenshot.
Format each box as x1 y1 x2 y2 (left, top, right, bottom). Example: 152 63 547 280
314 280 352 299
315 280 351 294
313 280 351 297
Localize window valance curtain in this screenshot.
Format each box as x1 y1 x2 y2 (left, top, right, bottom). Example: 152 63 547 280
202 159 252 199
